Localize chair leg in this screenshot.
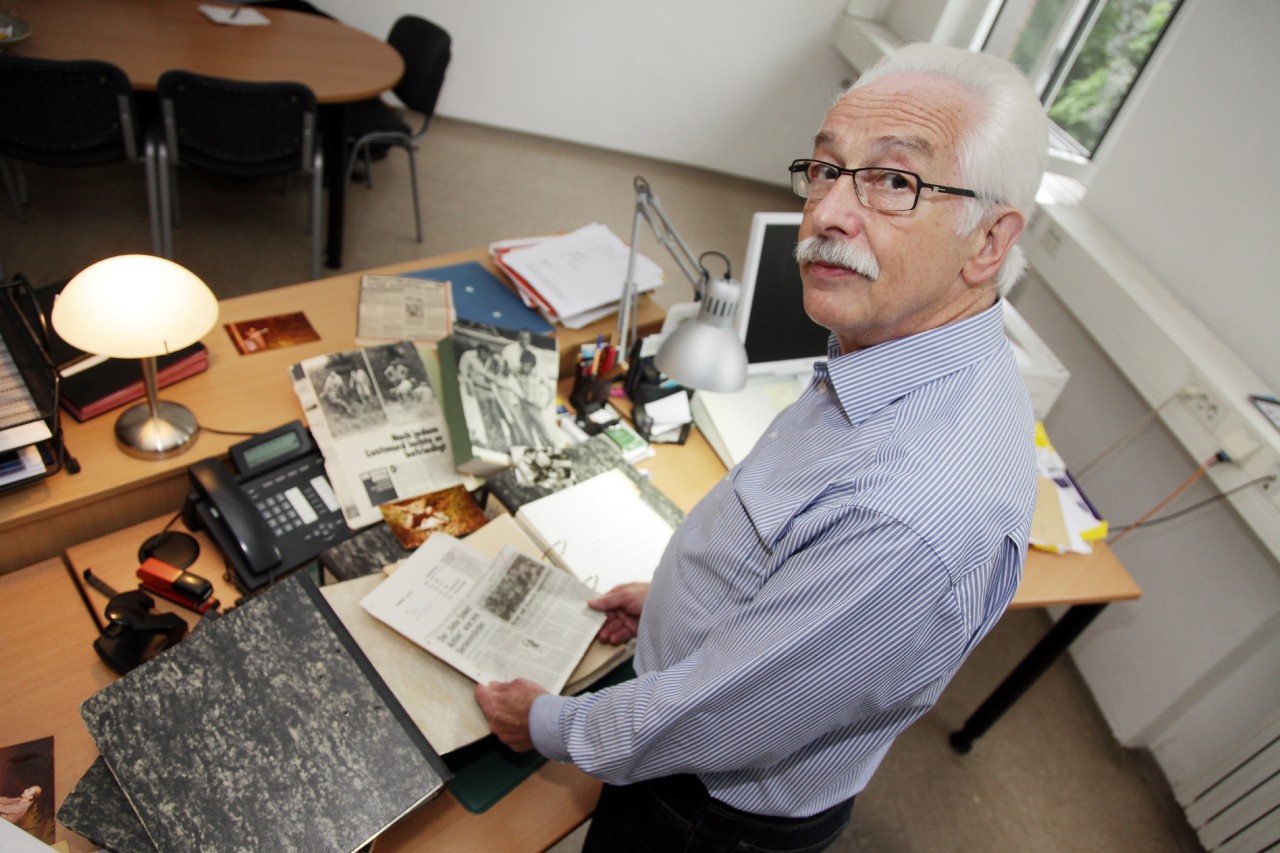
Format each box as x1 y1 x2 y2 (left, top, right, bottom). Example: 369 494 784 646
310 148 323 281
405 146 422 243
157 142 175 259
0 158 26 223
144 138 163 257
363 147 374 188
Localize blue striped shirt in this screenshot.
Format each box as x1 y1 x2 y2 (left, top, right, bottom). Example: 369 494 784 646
530 300 1036 817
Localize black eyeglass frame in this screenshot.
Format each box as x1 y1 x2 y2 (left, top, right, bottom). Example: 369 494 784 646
788 158 982 212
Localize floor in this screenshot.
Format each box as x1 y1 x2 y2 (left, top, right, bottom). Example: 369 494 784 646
0 117 1204 853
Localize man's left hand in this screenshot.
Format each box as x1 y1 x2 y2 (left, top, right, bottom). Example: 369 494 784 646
475 678 547 752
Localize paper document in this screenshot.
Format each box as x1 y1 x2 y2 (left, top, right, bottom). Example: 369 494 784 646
361 534 605 693
198 4 270 25
1028 422 1107 554
497 223 665 327
289 341 462 528
355 274 452 346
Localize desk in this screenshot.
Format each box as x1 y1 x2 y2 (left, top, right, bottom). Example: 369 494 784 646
7 0 404 268
0 255 1138 850
0 248 665 575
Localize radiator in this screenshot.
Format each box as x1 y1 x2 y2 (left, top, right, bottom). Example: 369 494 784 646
1175 710 1280 852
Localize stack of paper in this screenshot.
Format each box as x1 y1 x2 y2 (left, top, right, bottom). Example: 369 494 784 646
490 224 665 329
1029 423 1108 554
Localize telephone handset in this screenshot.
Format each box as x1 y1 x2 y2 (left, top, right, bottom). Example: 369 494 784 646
183 421 355 592
188 459 284 576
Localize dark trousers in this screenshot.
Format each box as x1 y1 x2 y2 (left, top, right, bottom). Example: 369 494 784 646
582 774 854 853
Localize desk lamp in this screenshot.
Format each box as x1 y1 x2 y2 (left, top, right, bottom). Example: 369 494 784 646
52 255 219 460
617 177 748 393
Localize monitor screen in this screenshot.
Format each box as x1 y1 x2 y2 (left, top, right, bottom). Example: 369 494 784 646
735 212 830 376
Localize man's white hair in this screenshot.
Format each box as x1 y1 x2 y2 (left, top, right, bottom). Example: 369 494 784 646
849 43 1048 295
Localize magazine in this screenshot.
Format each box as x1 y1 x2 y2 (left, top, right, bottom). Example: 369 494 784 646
289 341 462 529
360 533 605 693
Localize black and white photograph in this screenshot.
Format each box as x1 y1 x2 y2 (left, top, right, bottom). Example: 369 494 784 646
450 320 560 455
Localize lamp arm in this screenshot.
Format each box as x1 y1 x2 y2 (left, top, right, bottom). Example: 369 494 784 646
617 176 713 358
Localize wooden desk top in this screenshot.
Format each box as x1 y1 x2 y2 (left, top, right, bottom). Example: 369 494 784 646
0 248 665 575
7 0 403 103
0 244 1137 850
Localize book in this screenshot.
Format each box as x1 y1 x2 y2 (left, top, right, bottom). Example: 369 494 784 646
31 280 209 422
289 341 463 528
360 531 604 695
317 522 412 585
514 467 683 594
71 574 450 853
379 483 489 549
437 319 564 476
354 274 453 347
58 343 208 422
402 261 553 335
56 756 153 853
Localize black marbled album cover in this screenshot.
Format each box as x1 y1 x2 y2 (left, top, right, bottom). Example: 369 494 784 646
79 574 449 852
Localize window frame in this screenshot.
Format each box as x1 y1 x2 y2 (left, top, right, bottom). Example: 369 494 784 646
978 0 1186 169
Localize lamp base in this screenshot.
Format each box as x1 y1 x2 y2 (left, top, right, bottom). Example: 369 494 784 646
115 400 200 460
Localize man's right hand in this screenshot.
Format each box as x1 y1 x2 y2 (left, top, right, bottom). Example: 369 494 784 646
589 582 649 645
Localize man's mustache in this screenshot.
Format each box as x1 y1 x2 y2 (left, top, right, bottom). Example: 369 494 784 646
794 236 880 281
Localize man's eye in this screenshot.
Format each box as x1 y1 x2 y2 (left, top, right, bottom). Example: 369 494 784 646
811 163 840 182
857 169 913 194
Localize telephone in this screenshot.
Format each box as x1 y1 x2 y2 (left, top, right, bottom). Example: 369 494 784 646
183 421 355 592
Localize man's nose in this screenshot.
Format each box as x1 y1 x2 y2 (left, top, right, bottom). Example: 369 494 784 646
807 176 867 237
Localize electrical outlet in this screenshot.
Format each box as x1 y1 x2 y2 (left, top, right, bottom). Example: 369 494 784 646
1184 382 1226 429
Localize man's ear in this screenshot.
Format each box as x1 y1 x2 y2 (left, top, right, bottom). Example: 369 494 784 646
961 209 1025 286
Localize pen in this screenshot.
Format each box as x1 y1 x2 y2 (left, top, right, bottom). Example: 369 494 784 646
229 4 242 18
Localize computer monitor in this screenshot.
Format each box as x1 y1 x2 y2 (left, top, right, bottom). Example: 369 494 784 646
735 212 830 376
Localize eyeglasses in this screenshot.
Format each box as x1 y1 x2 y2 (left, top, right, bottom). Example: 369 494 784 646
788 159 980 212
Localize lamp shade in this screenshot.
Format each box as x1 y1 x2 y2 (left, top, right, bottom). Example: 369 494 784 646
654 276 748 393
52 255 218 359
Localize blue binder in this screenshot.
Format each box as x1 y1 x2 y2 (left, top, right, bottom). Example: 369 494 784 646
405 261 554 335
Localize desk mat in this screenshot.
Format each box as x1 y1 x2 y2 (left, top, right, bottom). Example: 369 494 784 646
445 661 636 813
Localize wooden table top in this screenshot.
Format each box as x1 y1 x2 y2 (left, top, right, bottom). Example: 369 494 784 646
5 0 403 103
0 248 666 574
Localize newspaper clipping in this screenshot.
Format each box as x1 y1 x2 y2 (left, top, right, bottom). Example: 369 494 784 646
290 341 461 528
360 533 605 692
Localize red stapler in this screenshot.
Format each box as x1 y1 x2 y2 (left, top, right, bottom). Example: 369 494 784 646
137 557 220 615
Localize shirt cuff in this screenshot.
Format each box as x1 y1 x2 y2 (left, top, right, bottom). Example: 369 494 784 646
529 693 573 762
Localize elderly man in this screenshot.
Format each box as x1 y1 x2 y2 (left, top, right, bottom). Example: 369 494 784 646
477 42 1048 852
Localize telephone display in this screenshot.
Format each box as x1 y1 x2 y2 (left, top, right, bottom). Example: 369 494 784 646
184 421 355 593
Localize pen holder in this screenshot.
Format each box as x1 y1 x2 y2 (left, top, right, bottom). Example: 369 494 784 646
570 369 615 414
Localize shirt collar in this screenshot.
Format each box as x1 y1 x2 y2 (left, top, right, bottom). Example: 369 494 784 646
819 299 1009 424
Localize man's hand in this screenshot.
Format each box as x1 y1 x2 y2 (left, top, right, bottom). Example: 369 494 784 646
589 582 649 645
475 678 547 752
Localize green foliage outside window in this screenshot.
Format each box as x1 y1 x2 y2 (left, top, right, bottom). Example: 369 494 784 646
1046 0 1179 154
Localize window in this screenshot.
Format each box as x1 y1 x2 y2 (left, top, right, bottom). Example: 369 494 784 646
982 0 1185 158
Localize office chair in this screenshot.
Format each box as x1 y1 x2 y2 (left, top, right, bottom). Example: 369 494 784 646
344 15 452 243
0 54 162 254
154 70 323 281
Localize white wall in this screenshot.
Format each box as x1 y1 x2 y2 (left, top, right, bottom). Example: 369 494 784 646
1084 2 1280 395
322 0 1280 793
327 0 854 186
1034 0 1280 786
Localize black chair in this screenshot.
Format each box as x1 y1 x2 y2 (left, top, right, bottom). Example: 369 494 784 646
154 70 323 281
0 54 161 254
344 15 452 243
